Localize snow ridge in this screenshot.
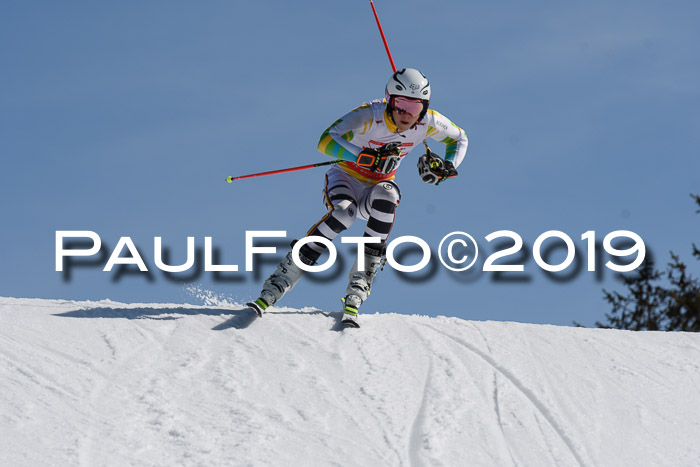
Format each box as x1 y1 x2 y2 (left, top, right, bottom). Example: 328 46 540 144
1 297 700 467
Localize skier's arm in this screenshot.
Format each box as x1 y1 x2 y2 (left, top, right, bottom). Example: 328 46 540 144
424 109 468 168
317 104 375 162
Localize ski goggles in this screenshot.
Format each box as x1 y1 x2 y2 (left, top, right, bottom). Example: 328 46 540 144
392 96 425 117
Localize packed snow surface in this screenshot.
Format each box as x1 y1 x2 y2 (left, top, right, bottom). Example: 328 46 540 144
1 296 700 466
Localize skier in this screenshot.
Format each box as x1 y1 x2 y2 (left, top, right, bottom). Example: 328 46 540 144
248 68 468 327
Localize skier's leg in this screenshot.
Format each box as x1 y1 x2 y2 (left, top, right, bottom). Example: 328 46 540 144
252 246 316 314
252 169 359 313
297 171 360 264
343 181 400 322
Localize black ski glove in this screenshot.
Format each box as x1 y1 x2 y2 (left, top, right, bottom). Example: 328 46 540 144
417 151 458 185
356 142 402 174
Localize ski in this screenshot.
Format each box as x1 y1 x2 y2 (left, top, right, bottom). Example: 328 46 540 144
246 300 265 318
341 315 360 328
212 305 259 331
340 296 361 328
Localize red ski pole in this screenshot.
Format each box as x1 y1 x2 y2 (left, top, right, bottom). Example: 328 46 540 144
370 1 433 152
369 0 397 73
226 159 342 183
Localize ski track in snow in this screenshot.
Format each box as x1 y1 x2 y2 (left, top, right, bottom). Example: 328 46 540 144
2 297 700 466
407 355 432 467
79 311 166 467
417 322 586 467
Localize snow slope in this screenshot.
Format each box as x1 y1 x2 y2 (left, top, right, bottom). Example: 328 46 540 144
1 297 699 467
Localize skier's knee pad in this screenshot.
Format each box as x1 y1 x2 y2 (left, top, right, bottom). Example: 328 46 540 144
368 181 401 210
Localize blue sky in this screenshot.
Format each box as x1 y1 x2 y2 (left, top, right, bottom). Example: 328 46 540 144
2 0 699 327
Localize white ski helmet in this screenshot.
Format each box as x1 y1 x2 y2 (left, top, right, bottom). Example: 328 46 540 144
385 68 431 120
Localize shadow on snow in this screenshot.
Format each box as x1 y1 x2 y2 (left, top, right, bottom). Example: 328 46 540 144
53 306 339 331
